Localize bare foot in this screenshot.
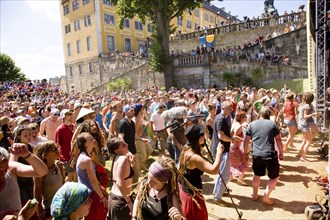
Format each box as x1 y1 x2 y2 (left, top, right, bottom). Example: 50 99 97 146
262 197 274 205
252 195 259 201
237 180 248 186
300 157 310 162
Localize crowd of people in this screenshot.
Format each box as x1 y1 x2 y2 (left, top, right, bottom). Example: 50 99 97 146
0 79 324 219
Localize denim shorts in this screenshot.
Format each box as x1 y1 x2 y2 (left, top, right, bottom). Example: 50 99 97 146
284 119 297 127
298 124 309 132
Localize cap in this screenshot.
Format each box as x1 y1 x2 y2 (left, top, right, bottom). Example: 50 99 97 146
69 100 75 105
74 103 82 109
185 124 205 144
132 103 143 117
60 109 72 119
123 105 133 113
51 108 60 116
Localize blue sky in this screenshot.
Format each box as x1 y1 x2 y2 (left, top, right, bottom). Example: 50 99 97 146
0 0 307 80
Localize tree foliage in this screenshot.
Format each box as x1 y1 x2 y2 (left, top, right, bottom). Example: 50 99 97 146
221 71 234 86
250 67 264 86
107 77 133 92
0 53 26 82
109 0 211 89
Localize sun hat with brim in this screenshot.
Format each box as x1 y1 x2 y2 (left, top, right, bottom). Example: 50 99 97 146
185 124 205 144
0 116 12 126
16 117 30 126
76 108 95 122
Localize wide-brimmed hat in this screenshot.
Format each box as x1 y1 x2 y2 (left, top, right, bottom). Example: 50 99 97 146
0 116 13 126
185 124 205 144
76 108 95 122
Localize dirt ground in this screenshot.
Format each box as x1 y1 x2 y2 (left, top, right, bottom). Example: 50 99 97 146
203 135 329 220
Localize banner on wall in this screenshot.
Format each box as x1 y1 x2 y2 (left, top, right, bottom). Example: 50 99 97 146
200 35 215 48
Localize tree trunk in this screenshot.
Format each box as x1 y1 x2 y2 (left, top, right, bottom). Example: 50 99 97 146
156 11 173 90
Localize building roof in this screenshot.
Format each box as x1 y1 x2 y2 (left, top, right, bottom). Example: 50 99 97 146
202 1 240 22
49 77 60 85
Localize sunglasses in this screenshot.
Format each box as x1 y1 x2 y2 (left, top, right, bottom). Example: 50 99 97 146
53 114 60 116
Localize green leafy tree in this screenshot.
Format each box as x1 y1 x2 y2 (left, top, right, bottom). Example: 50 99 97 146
0 53 26 82
107 77 133 92
110 0 212 90
221 71 234 87
250 67 264 86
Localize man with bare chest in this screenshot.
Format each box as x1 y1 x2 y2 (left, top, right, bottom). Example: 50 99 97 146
39 108 61 141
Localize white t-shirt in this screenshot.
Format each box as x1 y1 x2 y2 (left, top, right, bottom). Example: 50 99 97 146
150 112 165 131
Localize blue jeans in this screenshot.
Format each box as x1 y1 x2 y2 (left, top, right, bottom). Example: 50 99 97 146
213 152 231 200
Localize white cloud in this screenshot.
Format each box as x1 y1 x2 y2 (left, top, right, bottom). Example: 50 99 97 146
25 0 61 23
12 46 65 80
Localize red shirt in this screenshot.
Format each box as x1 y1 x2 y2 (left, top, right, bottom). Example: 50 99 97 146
283 100 297 121
54 123 74 162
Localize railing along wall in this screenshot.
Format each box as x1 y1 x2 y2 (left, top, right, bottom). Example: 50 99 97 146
170 12 306 42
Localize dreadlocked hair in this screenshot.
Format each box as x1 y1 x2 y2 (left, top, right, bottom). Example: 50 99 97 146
135 156 203 219
135 156 178 219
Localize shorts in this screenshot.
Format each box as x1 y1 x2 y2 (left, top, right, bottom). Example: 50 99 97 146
284 119 297 127
252 156 280 179
299 122 315 132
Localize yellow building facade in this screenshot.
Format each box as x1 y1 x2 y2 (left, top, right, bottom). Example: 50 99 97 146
60 0 230 92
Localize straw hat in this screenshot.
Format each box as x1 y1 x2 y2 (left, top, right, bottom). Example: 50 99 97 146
76 108 95 122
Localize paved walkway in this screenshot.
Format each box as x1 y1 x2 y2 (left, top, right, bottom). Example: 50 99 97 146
203 137 328 220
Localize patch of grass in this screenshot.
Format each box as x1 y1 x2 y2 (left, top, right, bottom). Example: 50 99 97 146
262 79 309 94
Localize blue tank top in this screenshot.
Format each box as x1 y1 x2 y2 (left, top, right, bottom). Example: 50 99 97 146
76 152 95 192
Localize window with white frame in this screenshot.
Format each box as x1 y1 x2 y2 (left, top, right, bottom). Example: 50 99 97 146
65 24 71 33
78 64 83 74
86 37 92 51
134 21 143 30
74 20 81 31
107 35 115 51
186 20 192 29
103 0 113 6
84 15 91 27
194 9 199 17
89 62 93 73
204 13 209 21
83 0 90 5
104 14 115 25
76 40 81 54
147 24 153 32
72 0 79 11
123 18 130 28
67 43 72 56
63 5 69 15
177 16 182 26
195 23 199 30
124 38 131 52
69 66 73 76
210 16 214 23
